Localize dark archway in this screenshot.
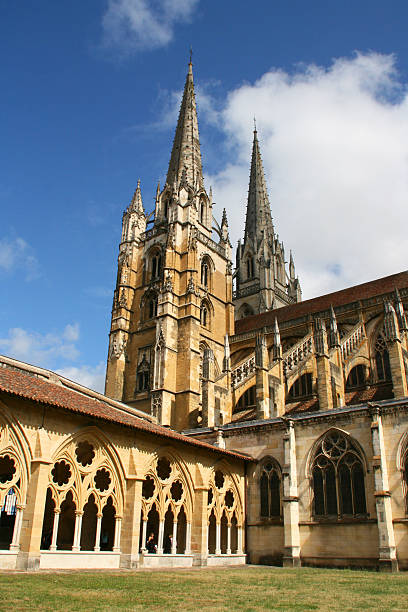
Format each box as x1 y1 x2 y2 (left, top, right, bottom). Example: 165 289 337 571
80 494 98 551
100 497 115 551
40 488 55 550
208 509 216 554
56 491 76 550
176 506 187 554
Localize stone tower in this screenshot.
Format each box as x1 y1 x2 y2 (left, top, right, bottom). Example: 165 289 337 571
105 61 234 431
234 128 301 318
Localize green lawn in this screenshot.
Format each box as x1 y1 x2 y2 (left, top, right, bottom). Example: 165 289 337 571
0 566 407 611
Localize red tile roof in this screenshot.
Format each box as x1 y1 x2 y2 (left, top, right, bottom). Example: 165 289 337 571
345 383 393 405
235 270 408 335
0 364 250 462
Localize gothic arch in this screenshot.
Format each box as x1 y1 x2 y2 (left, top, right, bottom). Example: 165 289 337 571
258 456 282 519
140 447 194 523
306 428 368 519
305 427 368 478
397 429 408 513
207 460 244 526
0 404 31 509
344 356 370 382
48 428 125 515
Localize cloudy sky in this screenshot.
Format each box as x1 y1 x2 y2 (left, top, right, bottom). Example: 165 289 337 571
2 1 408 392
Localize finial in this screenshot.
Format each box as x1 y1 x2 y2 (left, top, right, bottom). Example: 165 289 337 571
137 178 140 188
253 116 257 132
189 46 193 64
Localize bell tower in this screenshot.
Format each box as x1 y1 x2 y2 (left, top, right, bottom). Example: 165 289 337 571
105 61 234 431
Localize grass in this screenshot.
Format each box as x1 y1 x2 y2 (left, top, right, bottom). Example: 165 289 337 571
0 566 407 611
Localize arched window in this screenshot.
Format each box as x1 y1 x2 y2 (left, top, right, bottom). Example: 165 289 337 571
346 364 366 389
163 199 169 219
151 252 162 281
288 373 313 399
375 333 391 382
246 257 254 279
148 295 158 319
200 302 208 327
403 446 408 514
311 431 367 519
200 201 205 224
201 260 209 287
260 459 281 518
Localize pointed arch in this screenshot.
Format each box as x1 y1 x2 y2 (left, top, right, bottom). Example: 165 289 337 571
306 428 368 519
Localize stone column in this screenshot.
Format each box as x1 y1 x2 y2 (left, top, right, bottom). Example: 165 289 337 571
171 520 178 554
72 511 83 552
158 519 164 554
237 526 243 554
17 459 52 570
255 333 270 419
190 487 209 565
94 514 102 552
370 405 398 572
215 521 221 555
113 516 122 553
185 522 192 555
10 505 25 552
120 477 143 568
49 510 60 552
140 518 147 552
282 419 301 567
226 523 231 555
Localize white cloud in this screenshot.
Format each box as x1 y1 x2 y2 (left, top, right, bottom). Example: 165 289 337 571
102 0 200 53
56 362 106 393
206 52 408 299
0 324 80 366
0 236 40 281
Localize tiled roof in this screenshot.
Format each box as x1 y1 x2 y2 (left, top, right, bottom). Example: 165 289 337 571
345 383 393 405
235 270 408 334
0 363 250 462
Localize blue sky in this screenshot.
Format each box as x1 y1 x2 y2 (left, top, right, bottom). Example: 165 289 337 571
2 1 408 391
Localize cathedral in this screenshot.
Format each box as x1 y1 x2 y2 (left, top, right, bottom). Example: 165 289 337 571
1 60 408 572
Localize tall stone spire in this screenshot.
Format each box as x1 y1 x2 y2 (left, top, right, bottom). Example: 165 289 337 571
244 128 274 246
166 61 204 190
234 127 301 318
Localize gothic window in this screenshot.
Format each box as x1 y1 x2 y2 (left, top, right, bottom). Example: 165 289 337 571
260 459 281 519
147 295 158 319
288 373 313 399
200 302 209 328
311 431 367 519
163 199 169 219
403 446 408 514
345 364 366 390
136 349 151 393
375 333 391 382
201 260 209 287
151 252 162 281
200 201 205 225
246 257 254 279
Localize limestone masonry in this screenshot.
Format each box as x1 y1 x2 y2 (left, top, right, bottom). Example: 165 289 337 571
1 61 408 571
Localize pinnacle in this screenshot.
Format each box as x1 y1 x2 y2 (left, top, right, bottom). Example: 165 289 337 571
166 61 204 191
130 179 144 215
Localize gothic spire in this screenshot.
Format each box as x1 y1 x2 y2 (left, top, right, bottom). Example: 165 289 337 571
129 179 144 214
166 61 204 191
244 128 274 247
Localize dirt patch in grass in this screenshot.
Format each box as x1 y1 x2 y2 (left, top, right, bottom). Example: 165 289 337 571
0 566 407 611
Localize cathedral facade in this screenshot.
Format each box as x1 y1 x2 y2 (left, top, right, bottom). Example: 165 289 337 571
1 61 408 571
